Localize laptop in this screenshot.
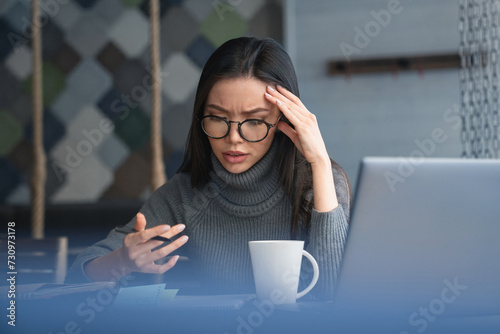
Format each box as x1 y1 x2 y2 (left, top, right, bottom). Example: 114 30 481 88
331 157 500 332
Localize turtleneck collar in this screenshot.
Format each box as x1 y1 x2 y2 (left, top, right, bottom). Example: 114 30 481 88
208 140 284 210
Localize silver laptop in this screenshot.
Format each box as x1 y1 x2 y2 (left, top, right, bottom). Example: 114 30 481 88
332 157 500 331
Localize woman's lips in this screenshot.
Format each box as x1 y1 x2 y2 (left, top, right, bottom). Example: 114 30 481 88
222 151 248 163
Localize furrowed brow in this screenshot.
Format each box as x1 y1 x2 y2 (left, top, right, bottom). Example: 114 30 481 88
205 104 270 115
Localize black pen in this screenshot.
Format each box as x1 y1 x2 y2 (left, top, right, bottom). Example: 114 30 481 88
114 227 171 243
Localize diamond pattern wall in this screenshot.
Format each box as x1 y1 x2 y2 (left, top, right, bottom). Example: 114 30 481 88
109 9 150 58
5 44 32 80
0 111 23 156
0 0 283 205
161 52 200 103
201 8 247 47
23 61 66 107
66 13 109 58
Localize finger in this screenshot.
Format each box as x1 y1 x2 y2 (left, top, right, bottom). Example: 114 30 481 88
138 255 180 275
276 85 305 108
266 85 307 118
134 212 147 232
158 223 185 240
127 237 170 268
155 255 180 274
150 235 189 263
278 121 298 144
131 224 171 244
265 88 303 124
275 98 302 126
123 213 147 249
265 86 293 109
131 234 188 273
137 239 165 253
122 236 164 261
265 91 295 122
278 121 305 155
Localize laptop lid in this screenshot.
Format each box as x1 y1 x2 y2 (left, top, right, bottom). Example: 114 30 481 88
333 157 500 326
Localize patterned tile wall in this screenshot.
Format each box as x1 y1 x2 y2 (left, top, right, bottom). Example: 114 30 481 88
0 0 283 205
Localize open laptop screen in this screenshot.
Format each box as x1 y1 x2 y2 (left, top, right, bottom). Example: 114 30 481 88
333 157 500 330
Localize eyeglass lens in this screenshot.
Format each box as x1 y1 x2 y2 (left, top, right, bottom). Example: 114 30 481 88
201 117 270 142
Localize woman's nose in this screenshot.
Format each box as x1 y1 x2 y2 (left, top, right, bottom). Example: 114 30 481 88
225 122 244 143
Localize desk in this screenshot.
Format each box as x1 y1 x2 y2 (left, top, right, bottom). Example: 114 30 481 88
2 289 499 334
3 294 334 334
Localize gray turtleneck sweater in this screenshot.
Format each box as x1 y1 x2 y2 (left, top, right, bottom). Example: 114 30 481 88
66 142 350 300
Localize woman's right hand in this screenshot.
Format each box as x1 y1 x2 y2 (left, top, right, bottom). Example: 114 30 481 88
84 212 188 282
117 212 189 276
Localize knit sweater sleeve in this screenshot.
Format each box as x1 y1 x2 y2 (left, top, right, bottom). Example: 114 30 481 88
65 174 192 284
304 164 351 300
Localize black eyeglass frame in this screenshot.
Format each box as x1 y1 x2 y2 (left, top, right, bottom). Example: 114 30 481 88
199 114 283 142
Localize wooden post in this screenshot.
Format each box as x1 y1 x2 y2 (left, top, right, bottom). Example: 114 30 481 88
150 0 166 191
31 0 46 239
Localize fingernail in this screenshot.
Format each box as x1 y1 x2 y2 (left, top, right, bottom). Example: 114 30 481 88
276 99 282 106
267 85 275 91
265 92 272 98
162 225 170 232
180 235 189 243
176 224 185 232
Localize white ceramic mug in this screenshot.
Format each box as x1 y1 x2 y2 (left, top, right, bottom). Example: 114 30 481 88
249 240 319 304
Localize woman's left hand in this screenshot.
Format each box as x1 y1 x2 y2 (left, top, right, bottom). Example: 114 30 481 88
265 85 330 166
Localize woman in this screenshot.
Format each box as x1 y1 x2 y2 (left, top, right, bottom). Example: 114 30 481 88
66 37 351 300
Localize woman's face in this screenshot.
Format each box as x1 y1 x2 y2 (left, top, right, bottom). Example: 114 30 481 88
203 77 281 174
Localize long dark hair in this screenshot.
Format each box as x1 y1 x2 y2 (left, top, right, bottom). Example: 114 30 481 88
178 37 347 237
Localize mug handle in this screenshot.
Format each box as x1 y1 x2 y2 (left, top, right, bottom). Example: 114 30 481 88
296 250 319 299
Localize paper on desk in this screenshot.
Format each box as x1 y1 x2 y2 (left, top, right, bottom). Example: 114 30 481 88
113 284 178 307
162 288 179 300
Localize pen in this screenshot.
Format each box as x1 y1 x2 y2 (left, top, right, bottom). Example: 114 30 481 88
114 227 171 243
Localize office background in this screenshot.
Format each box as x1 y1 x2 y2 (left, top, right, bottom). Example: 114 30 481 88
0 0 282 205
0 0 494 203
288 0 464 186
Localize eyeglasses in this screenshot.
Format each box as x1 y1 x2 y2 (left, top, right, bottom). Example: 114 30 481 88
200 114 282 142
